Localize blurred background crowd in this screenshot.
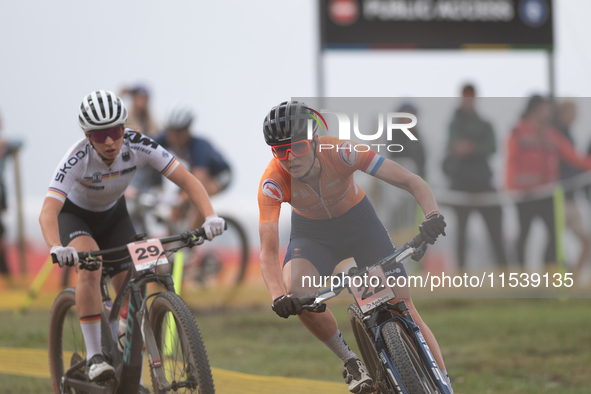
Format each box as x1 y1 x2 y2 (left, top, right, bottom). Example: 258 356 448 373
0 0 591 284
1 0 591 286
2 1 591 392
379 89 591 280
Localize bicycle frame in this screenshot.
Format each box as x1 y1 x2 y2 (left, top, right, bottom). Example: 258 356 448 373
56 229 207 394
299 234 452 394
60 266 177 393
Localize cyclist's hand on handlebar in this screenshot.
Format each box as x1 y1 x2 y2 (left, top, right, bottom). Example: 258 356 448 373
203 215 225 240
419 214 446 245
51 245 79 268
272 295 303 318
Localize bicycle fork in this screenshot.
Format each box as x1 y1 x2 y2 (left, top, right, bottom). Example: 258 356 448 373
136 293 172 392
376 301 451 394
373 325 409 394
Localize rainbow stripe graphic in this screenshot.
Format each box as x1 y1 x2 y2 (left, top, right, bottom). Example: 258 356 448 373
47 187 67 202
304 107 328 133
161 158 179 177
79 314 101 325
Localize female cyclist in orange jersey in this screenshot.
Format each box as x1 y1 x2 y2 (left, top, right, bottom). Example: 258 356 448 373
258 101 453 393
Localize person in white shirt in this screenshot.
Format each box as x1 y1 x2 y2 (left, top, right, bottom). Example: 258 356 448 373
39 90 225 382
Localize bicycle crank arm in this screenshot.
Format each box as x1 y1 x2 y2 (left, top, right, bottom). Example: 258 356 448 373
63 377 113 394
137 307 172 391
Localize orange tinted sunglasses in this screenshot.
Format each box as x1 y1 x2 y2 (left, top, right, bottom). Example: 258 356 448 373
271 140 311 160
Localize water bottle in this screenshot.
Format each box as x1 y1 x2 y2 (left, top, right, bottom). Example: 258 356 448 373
117 305 128 352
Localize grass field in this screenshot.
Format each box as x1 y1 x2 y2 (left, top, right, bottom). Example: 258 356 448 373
1 298 590 393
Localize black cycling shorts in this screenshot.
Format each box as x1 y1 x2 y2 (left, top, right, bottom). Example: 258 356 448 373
283 196 406 279
58 197 136 277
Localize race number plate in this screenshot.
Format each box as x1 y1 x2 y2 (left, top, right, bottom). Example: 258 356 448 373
350 264 395 313
127 239 168 271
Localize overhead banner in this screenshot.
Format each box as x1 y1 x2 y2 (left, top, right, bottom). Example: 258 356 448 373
320 0 553 49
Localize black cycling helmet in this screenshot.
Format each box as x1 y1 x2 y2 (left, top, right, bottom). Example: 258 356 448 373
263 101 319 146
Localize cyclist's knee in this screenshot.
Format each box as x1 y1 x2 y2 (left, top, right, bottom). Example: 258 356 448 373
69 235 99 251
77 266 102 284
286 276 315 297
283 258 320 296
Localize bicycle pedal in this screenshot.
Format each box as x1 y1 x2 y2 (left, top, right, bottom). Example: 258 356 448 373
70 352 84 366
71 370 88 382
357 383 377 394
90 370 116 383
69 352 88 378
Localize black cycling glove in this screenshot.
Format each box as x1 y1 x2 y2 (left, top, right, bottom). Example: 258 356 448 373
419 214 447 244
272 295 303 319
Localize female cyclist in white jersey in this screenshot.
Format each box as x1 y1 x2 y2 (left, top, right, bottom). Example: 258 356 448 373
39 90 225 384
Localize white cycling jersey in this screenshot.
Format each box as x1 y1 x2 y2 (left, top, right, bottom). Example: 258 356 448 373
46 129 180 212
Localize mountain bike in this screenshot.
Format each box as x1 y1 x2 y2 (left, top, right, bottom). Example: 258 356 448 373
299 234 452 394
48 228 216 394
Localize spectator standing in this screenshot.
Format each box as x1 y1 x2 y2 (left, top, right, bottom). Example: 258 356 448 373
506 96 591 268
554 100 591 275
443 84 507 269
120 85 163 192
119 85 159 137
389 103 426 178
0 112 9 284
0 112 23 285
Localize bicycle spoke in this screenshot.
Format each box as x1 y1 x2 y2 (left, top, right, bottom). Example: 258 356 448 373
159 311 198 393
64 308 85 371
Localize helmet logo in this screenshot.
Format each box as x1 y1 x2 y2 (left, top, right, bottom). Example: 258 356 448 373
304 107 328 139
262 179 283 202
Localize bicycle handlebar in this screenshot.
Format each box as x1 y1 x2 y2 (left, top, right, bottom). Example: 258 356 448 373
51 225 222 269
298 233 427 308
407 233 425 249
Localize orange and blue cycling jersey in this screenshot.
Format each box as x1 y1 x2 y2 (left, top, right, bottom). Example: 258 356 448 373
258 136 385 222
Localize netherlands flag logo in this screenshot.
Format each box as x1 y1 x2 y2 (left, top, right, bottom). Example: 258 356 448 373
338 141 356 166
262 179 283 202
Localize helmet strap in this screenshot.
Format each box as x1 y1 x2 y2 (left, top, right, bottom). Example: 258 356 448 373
295 139 319 181
89 141 113 163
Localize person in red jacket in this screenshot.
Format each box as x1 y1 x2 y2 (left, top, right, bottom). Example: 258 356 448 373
506 96 591 267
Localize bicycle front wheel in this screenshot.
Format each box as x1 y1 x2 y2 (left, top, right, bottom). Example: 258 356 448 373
149 291 215 394
382 321 439 394
48 287 87 394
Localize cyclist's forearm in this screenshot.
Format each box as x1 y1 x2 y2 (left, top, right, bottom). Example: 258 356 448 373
40 214 61 247
191 168 221 196
169 167 216 218
260 253 285 300
186 180 216 218
407 176 440 216
39 198 63 247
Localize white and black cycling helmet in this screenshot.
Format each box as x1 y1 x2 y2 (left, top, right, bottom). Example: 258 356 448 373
263 100 319 146
167 103 195 130
78 90 128 132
